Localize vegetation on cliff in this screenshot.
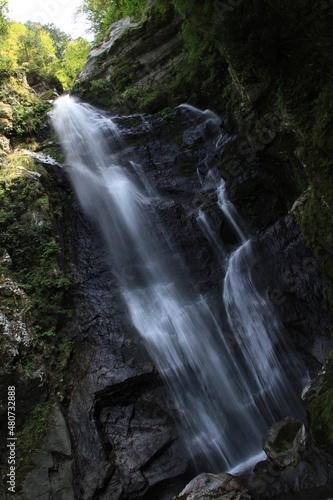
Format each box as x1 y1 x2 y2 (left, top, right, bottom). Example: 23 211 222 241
309 350 333 453
0 151 72 339
0 3 75 347
0 2 79 488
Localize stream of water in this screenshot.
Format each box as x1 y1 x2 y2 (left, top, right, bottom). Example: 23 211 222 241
52 96 307 472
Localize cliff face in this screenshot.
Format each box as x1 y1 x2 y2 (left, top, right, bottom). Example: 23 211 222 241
73 8 184 114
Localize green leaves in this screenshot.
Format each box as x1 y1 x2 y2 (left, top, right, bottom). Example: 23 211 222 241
56 37 91 90
0 19 91 91
78 0 148 38
0 0 8 40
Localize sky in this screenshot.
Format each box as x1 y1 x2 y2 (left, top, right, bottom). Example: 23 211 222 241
7 0 93 40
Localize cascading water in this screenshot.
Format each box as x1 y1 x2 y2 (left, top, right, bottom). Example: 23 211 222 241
52 96 307 472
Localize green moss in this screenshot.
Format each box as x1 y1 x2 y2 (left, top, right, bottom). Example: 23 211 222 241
121 85 141 108
173 133 183 147
83 78 114 108
308 350 333 452
158 107 174 122
16 402 50 485
37 135 65 164
23 361 35 378
309 388 333 453
110 64 135 90
178 157 197 176
0 150 72 339
295 188 333 306
0 76 51 138
137 90 161 113
54 339 77 398
189 137 205 153
273 421 302 453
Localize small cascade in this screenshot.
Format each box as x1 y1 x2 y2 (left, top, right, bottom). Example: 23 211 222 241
217 178 248 243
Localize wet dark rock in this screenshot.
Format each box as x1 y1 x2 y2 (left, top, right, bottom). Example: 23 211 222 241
251 426 333 497
59 193 192 499
239 215 333 377
302 357 331 407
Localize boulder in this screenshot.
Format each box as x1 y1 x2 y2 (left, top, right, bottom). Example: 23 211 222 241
16 402 74 500
173 472 251 500
262 417 303 466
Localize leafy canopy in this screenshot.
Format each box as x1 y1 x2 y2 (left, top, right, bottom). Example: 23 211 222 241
77 0 147 37
0 18 91 90
0 0 8 39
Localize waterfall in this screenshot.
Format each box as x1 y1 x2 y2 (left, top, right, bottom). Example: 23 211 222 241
52 96 306 472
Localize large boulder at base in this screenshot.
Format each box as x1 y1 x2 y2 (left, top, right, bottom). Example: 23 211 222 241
173 472 252 500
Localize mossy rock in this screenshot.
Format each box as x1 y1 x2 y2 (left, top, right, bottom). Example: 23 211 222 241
308 350 333 453
0 149 72 340
0 102 13 121
16 402 51 486
309 387 333 453
0 76 51 138
262 417 303 466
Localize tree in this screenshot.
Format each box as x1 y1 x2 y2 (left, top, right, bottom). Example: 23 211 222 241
17 23 58 79
56 37 91 90
0 18 90 89
0 21 26 78
77 0 147 37
0 0 8 39
40 23 71 58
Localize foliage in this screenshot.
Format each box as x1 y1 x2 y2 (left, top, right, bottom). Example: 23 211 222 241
0 0 8 39
170 17 229 112
158 107 174 122
0 20 91 90
17 24 57 75
41 23 71 58
17 402 50 448
0 76 50 137
0 20 24 78
77 0 147 38
0 151 72 339
56 37 90 90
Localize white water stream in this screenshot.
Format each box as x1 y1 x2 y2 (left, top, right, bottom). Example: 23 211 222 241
52 96 306 472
